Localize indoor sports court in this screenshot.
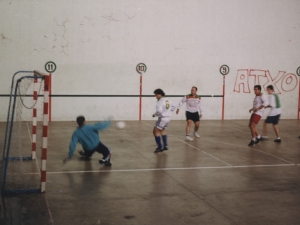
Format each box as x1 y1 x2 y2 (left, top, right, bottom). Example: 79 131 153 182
1 0 300 225
1 120 300 224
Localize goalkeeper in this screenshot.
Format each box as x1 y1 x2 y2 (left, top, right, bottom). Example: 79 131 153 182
64 115 112 166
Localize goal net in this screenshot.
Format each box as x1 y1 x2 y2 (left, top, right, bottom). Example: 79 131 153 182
1 71 49 194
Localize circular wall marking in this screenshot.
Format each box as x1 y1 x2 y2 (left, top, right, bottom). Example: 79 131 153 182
220 65 230 75
296 66 300 76
45 61 57 73
136 63 147 75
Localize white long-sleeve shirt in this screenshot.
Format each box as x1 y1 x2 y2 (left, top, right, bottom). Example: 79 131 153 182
177 94 203 114
253 93 268 117
153 97 176 118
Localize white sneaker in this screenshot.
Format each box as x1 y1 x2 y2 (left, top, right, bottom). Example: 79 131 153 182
194 132 201 138
185 136 194 141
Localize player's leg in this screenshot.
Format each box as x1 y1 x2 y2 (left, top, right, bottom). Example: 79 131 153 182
95 142 112 166
185 120 193 135
263 116 274 140
78 149 95 158
254 125 261 142
253 114 262 143
249 122 256 138
248 114 261 146
273 124 281 142
185 120 194 140
193 112 201 138
262 121 269 140
161 128 169 150
160 118 170 150
272 115 281 143
185 112 194 141
248 116 255 146
153 118 164 152
254 126 259 136
249 122 259 146
153 126 163 151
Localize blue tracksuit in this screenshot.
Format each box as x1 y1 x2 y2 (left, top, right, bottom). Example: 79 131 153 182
68 120 111 157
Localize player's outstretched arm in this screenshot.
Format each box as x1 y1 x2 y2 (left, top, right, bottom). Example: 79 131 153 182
94 120 111 131
68 132 78 159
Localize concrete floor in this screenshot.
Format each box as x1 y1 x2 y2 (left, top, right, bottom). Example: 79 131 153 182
1 119 300 225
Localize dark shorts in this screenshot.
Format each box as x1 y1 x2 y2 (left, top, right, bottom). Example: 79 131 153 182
186 111 200 122
250 114 261 124
265 114 280 125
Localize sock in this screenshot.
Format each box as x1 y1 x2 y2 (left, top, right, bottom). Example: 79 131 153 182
252 138 256 141
257 135 261 139
155 136 162 149
102 149 111 161
162 135 167 147
277 137 281 139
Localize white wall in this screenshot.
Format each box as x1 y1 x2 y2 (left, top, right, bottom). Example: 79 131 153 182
0 0 299 121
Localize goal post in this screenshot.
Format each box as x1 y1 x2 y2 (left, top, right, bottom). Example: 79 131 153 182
1 70 49 194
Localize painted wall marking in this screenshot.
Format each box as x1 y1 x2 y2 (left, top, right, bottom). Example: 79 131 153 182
233 69 298 94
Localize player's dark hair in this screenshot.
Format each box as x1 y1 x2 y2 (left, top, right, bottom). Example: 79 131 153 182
267 85 274 90
192 86 198 91
254 85 261 91
76 116 85 127
154 89 165 96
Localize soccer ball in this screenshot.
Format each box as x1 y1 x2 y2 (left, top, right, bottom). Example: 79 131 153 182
116 121 126 129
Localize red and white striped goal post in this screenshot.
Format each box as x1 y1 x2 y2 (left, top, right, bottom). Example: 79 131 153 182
33 70 49 192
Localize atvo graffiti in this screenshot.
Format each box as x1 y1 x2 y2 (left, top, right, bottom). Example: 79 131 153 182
234 69 298 94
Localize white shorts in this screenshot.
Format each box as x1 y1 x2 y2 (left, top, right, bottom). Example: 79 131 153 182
155 117 170 130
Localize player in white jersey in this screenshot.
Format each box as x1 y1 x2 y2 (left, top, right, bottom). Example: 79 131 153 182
176 86 203 141
152 89 176 153
248 85 268 146
262 85 282 143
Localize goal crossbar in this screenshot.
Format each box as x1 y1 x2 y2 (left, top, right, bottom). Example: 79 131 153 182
34 70 48 77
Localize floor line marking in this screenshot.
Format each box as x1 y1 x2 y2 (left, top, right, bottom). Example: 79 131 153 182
142 121 232 166
173 136 232 166
204 137 295 164
23 163 295 175
141 121 294 165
